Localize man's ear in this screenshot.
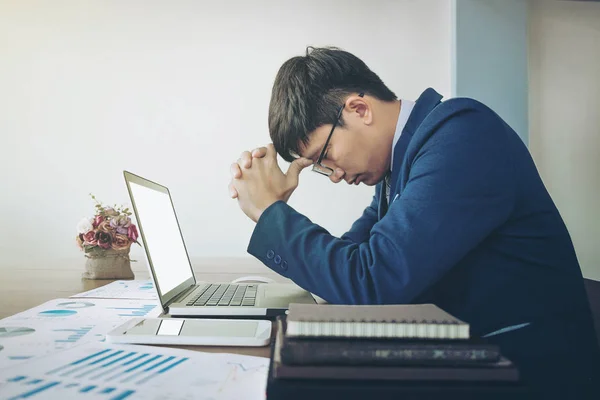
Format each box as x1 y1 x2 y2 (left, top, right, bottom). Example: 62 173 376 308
345 94 372 125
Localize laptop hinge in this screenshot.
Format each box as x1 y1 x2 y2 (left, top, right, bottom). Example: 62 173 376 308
166 284 197 307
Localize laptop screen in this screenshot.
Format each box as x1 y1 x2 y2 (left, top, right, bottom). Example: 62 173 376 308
125 174 194 299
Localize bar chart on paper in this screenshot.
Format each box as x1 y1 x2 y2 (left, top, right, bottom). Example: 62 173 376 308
105 305 158 318
2 375 136 400
0 324 101 369
0 342 270 400
53 326 94 345
0 346 188 399
2 298 161 323
0 299 160 369
70 280 158 301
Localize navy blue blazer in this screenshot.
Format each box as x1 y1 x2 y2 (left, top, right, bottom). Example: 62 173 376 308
248 88 599 390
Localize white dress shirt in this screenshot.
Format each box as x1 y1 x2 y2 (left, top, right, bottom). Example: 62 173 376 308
386 99 415 203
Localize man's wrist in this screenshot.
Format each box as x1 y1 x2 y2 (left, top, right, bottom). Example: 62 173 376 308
255 198 280 222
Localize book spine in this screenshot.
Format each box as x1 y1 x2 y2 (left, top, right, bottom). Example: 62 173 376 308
280 342 500 366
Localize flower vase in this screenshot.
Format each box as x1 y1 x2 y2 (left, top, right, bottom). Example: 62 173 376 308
82 248 134 280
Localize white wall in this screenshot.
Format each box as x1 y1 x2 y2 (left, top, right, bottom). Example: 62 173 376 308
452 0 529 143
0 0 452 265
529 0 600 281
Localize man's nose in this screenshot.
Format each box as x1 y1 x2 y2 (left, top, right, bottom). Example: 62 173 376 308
330 168 345 183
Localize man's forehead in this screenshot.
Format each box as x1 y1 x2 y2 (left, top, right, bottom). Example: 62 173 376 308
293 140 318 161
293 126 327 160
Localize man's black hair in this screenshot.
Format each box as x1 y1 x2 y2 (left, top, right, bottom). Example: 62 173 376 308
268 46 397 162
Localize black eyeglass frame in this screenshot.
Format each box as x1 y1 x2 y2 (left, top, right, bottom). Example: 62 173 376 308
312 93 364 177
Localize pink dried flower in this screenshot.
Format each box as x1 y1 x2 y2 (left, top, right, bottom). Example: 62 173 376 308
110 215 131 235
111 234 131 251
93 215 105 228
97 220 113 234
128 225 139 242
83 231 98 247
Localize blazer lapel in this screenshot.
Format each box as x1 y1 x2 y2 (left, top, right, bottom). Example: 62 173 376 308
388 88 444 201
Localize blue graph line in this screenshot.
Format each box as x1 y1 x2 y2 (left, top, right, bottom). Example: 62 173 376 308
103 354 150 381
76 352 137 380
122 356 175 384
46 349 111 375
5 377 135 400
80 385 96 393
123 355 161 374
143 356 175 373
88 352 136 380
123 353 149 366
71 351 126 378
158 357 188 374
88 350 125 366
136 357 189 385
111 389 136 400
101 352 136 368
8 381 60 399
62 349 111 367
53 326 93 344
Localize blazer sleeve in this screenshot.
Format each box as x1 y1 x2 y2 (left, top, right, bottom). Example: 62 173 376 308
247 109 516 304
340 184 380 244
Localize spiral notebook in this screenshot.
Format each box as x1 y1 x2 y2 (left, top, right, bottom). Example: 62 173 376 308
286 303 470 339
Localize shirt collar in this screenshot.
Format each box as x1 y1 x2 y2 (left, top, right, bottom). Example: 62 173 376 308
390 99 415 171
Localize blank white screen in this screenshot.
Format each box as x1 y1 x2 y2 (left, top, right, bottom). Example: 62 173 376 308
129 182 193 295
157 319 183 336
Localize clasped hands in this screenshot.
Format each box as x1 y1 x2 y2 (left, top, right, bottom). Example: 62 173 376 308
228 144 312 223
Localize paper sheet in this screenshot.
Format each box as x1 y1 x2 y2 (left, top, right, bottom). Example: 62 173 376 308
0 299 161 369
0 341 269 400
70 280 158 301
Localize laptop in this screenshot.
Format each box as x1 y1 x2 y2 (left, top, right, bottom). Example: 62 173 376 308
123 171 316 318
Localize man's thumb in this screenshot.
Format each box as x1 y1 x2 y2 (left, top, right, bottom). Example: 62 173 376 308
287 158 313 181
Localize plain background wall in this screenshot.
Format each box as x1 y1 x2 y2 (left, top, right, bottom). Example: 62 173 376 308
529 0 600 281
452 0 529 143
0 0 452 265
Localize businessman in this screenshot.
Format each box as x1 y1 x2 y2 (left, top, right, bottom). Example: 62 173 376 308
228 47 599 394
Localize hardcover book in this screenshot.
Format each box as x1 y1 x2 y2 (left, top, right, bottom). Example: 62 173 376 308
274 318 518 382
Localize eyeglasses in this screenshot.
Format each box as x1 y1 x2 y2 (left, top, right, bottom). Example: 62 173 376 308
312 92 364 177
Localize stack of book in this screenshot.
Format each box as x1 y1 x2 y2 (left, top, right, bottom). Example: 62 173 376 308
267 303 530 399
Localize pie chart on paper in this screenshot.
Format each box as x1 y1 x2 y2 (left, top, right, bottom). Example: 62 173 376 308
56 301 95 309
0 327 36 337
39 310 77 317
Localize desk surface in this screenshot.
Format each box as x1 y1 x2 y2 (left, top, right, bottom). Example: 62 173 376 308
0 257 287 359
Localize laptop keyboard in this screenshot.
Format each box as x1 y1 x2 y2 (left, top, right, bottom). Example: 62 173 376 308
185 284 257 307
